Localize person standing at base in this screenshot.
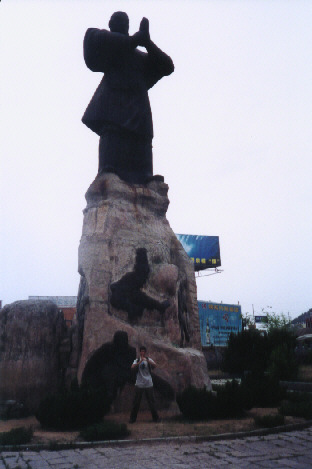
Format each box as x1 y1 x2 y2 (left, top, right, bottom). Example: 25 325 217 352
129 346 160 423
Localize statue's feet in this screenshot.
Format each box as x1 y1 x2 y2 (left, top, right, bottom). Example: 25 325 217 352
98 166 116 176
146 174 165 183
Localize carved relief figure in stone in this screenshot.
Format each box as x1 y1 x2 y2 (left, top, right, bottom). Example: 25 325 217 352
82 12 174 184
110 248 170 322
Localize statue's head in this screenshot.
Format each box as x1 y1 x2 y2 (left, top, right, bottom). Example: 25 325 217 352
109 11 129 35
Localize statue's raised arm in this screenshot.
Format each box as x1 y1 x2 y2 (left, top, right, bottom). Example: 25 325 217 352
82 11 174 184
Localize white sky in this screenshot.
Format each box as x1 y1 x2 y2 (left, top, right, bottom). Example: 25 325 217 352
1 0 311 318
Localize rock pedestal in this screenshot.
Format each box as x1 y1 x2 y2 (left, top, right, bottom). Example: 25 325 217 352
72 173 210 408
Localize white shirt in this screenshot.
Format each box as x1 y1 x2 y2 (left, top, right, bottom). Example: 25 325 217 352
133 357 155 388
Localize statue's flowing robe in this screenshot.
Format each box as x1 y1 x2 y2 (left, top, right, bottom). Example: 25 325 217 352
82 28 174 138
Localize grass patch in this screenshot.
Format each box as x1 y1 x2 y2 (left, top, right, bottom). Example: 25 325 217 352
79 420 130 441
254 414 285 428
0 426 33 446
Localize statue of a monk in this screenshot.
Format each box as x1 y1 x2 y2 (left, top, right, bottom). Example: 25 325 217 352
82 12 174 184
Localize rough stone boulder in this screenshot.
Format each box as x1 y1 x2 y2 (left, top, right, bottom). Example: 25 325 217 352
0 300 67 413
71 173 211 409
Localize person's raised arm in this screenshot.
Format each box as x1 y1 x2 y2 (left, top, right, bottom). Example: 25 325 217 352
131 359 141 370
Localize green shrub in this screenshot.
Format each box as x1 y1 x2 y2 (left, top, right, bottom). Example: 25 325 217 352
279 400 312 419
267 344 298 381
214 379 246 417
240 373 286 408
80 421 130 441
222 327 298 381
176 381 247 420
267 325 296 349
177 375 287 421
176 386 216 420
254 414 285 428
36 383 111 430
0 426 33 446
222 329 269 375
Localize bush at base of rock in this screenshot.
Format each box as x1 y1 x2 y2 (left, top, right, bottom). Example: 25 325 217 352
176 380 246 420
80 421 130 441
254 414 285 428
36 382 111 430
0 427 33 446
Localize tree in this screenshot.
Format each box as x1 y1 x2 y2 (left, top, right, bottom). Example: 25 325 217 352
266 312 292 333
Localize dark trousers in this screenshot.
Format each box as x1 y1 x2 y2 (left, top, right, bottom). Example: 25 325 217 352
130 386 159 422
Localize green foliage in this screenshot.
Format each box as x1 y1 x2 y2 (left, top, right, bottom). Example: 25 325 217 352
266 312 292 333
176 386 215 420
213 379 246 417
222 326 298 381
240 373 286 408
222 329 269 375
267 326 297 353
267 344 298 381
254 414 285 428
0 426 33 446
80 420 130 441
266 327 298 380
36 382 111 430
279 391 312 419
177 375 288 420
176 381 247 420
279 400 312 419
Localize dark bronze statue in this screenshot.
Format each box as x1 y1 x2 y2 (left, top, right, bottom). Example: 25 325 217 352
82 12 174 184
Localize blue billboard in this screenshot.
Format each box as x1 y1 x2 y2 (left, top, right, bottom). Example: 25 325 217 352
176 234 221 271
198 301 242 347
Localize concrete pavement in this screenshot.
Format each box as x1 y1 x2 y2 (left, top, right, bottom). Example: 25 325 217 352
1 427 312 468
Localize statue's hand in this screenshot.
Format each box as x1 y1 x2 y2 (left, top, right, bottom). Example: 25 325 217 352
139 17 150 46
131 18 150 49
140 17 149 33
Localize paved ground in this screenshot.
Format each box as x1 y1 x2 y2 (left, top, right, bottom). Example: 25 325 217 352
0 427 312 468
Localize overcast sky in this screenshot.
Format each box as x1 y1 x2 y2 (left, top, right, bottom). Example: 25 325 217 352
1 0 311 318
